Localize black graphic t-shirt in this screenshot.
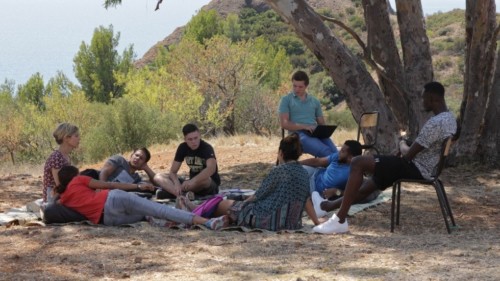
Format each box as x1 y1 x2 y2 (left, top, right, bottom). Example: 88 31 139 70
174 139 220 185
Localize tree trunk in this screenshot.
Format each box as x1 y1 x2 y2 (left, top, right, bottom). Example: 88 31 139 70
478 35 500 166
456 0 497 162
266 0 500 166
362 0 409 130
395 0 434 139
266 0 400 153
9 150 16 165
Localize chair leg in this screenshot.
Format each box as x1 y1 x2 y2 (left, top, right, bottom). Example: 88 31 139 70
433 181 452 234
391 182 397 232
438 180 456 227
396 183 401 226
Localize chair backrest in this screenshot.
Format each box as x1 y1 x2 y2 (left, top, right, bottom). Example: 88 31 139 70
356 111 379 147
431 136 453 178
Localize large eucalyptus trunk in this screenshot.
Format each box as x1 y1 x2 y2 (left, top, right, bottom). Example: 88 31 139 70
456 0 498 164
266 0 400 153
362 0 408 130
267 0 500 166
395 0 434 138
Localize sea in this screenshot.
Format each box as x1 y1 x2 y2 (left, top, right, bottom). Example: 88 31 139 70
0 0 210 85
1 0 496 86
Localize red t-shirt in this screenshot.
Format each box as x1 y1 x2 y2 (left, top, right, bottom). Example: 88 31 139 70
59 175 109 224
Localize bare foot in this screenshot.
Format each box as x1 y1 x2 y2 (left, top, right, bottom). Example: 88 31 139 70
176 195 197 212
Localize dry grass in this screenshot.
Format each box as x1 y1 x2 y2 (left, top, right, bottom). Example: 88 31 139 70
1 135 499 280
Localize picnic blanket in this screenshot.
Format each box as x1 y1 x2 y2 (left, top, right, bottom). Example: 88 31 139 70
0 190 392 232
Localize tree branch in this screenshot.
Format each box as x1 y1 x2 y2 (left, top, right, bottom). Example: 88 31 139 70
318 13 407 99
155 0 163 11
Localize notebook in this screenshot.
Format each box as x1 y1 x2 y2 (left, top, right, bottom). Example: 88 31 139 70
307 125 337 139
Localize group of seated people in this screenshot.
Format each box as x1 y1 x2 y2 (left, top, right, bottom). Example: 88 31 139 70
41 79 456 235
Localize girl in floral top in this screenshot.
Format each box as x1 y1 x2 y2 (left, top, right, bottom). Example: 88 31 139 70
42 123 80 202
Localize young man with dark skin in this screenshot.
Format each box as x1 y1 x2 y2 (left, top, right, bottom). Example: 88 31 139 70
300 140 363 217
313 82 457 234
154 124 220 199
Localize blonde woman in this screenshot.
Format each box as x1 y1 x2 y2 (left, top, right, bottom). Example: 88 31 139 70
42 123 80 203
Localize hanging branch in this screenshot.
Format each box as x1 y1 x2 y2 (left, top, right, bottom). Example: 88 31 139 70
318 13 407 99
155 0 163 11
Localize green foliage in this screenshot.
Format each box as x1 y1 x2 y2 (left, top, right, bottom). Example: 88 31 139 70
276 36 305 56
16 73 45 110
249 37 293 90
184 10 223 44
103 0 121 9
223 14 243 42
45 71 80 97
0 79 15 97
345 7 356 16
0 82 25 164
426 9 465 31
239 9 289 43
119 66 204 127
348 15 366 32
325 108 357 130
234 83 280 136
83 98 177 162
163 35 292 134
7 2 474 166
434 57 453 71
73 25 134 103
437 27 453 36
321 76 345 106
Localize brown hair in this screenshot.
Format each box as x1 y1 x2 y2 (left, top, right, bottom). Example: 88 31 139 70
279 133 303 161
55 165 79 194
291 70 309 86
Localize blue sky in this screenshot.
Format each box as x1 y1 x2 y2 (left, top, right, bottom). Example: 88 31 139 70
0 0 497 84
0 0 211 83
390 0 499 14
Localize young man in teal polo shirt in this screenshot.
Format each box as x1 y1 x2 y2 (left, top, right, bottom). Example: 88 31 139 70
278 70 337 157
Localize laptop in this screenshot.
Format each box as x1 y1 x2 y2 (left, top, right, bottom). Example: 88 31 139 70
307 125 337 139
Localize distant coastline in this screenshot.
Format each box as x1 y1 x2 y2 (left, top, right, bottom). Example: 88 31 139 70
1 0 497 85
0 0 210 84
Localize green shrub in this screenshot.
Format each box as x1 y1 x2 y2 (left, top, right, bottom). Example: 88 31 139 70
82 98 177 162
434 57 453 71
325 108 357 130
349 15 366 32
346 7 356 16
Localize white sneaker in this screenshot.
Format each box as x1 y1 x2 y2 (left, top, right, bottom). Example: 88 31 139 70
311 191 327 218
312 214 348 234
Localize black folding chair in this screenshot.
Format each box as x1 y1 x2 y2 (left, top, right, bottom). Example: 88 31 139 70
391 137 457 234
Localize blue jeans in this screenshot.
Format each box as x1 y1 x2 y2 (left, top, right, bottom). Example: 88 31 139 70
46 186 56 203
103 190 194 226
302 165 322 193
297 131 337 157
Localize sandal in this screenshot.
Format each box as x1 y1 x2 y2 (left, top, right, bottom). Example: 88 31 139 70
203 215 229 230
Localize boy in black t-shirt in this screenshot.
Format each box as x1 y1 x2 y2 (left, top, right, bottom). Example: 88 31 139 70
154 124 220 199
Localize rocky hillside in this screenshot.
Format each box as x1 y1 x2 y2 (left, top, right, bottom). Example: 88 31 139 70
134 0 355 67
134 0 465 105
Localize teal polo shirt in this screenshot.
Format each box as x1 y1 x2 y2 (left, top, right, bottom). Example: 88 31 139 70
278 92 323 125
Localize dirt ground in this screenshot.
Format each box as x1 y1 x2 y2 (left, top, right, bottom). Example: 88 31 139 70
1 137 499 280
